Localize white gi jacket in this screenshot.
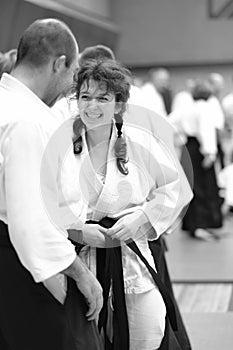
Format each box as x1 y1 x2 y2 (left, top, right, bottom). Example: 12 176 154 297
61 120 188 293
0 74 77 285
140 82 167 117
170 100 217 157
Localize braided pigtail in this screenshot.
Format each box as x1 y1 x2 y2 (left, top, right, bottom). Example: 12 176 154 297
73 117 84 155
114 113 129 175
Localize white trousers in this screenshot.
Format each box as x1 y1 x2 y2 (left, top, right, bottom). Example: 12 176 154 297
125 287 166 350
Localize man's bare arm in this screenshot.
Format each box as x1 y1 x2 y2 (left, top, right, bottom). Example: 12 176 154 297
62 256 103 321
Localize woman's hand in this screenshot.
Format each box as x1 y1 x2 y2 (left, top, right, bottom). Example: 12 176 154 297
106 210 148 241
82 223 107 248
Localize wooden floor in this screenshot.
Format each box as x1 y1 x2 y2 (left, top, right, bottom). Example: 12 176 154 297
166 214 233 349
182 312 233 350
173 283 233 312
166 215 233 282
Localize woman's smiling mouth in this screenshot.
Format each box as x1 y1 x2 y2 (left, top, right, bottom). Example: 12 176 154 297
86 112 102 120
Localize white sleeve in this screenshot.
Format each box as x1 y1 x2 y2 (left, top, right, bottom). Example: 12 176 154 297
140 84 167 117
198 104 217 156
141 136 192 238
209 98 225 130
4 122 76 282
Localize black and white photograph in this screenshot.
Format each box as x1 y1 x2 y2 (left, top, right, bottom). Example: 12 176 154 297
1 1 233 349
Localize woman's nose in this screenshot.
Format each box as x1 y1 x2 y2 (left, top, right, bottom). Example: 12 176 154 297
87 98 99 108
86 103 99 115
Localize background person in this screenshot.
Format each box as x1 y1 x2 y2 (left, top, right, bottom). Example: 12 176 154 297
207 73 226 169
170 80 223 240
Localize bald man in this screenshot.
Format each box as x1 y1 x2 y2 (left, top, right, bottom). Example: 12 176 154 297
0 19 103 350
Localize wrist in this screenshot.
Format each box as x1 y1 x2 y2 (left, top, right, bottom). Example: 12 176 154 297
136 209 148 225
62 256 89 282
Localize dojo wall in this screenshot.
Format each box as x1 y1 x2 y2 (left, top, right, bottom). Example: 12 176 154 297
0 0 118 53
112 0 233 66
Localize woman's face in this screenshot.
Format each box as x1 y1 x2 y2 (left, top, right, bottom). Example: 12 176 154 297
78 79 119 130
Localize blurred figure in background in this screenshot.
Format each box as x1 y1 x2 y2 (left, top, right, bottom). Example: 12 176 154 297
170 80 223 240
222 75 233 165
78 44 115 66
153 68 173 114
132 75 144 89
171 78 195 114
218 152 233 216
0 49 17 78
170 78 196 156
222 75 233 132
207 73 226 169
140 68 168 117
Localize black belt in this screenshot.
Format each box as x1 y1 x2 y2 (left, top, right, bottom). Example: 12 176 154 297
86 217 178 350
87 218 129 350
0 220 11 247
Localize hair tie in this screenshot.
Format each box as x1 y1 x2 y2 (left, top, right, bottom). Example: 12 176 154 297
73 139 82 155
117 129 122 138
73 117 84 155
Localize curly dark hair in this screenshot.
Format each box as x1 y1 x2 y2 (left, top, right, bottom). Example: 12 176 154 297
73 60 131 175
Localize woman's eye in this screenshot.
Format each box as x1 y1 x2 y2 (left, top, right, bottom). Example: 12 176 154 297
98 96 109 102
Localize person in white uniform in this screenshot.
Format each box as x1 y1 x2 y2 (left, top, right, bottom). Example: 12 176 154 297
207 73 225 168
63 59 191 350
170 80 223 240
53 45 192 225
139 68 168 117
53 45 193 349
0 19 103 350
218 155 233 215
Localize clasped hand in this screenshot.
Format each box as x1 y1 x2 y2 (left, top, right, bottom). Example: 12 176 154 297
75 210 148 247
82 223 107 248
106 210 148 241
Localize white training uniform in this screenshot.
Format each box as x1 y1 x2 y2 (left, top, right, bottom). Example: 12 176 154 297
60 120 186 349
0 73 85 302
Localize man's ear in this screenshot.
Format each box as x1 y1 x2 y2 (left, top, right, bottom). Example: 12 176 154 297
53 55 66 73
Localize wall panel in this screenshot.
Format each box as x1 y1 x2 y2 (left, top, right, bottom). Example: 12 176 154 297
0 0 118 53
113 0 233 66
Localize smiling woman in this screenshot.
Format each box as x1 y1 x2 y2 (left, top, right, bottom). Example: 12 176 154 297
78 80 116 128
62 59 191 350
73 60 130 175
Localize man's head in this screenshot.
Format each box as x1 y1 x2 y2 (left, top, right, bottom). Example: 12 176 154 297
208 73 224 98
13 18 79 106
149 68 171 91
78 44 115 67
192 80 212 101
